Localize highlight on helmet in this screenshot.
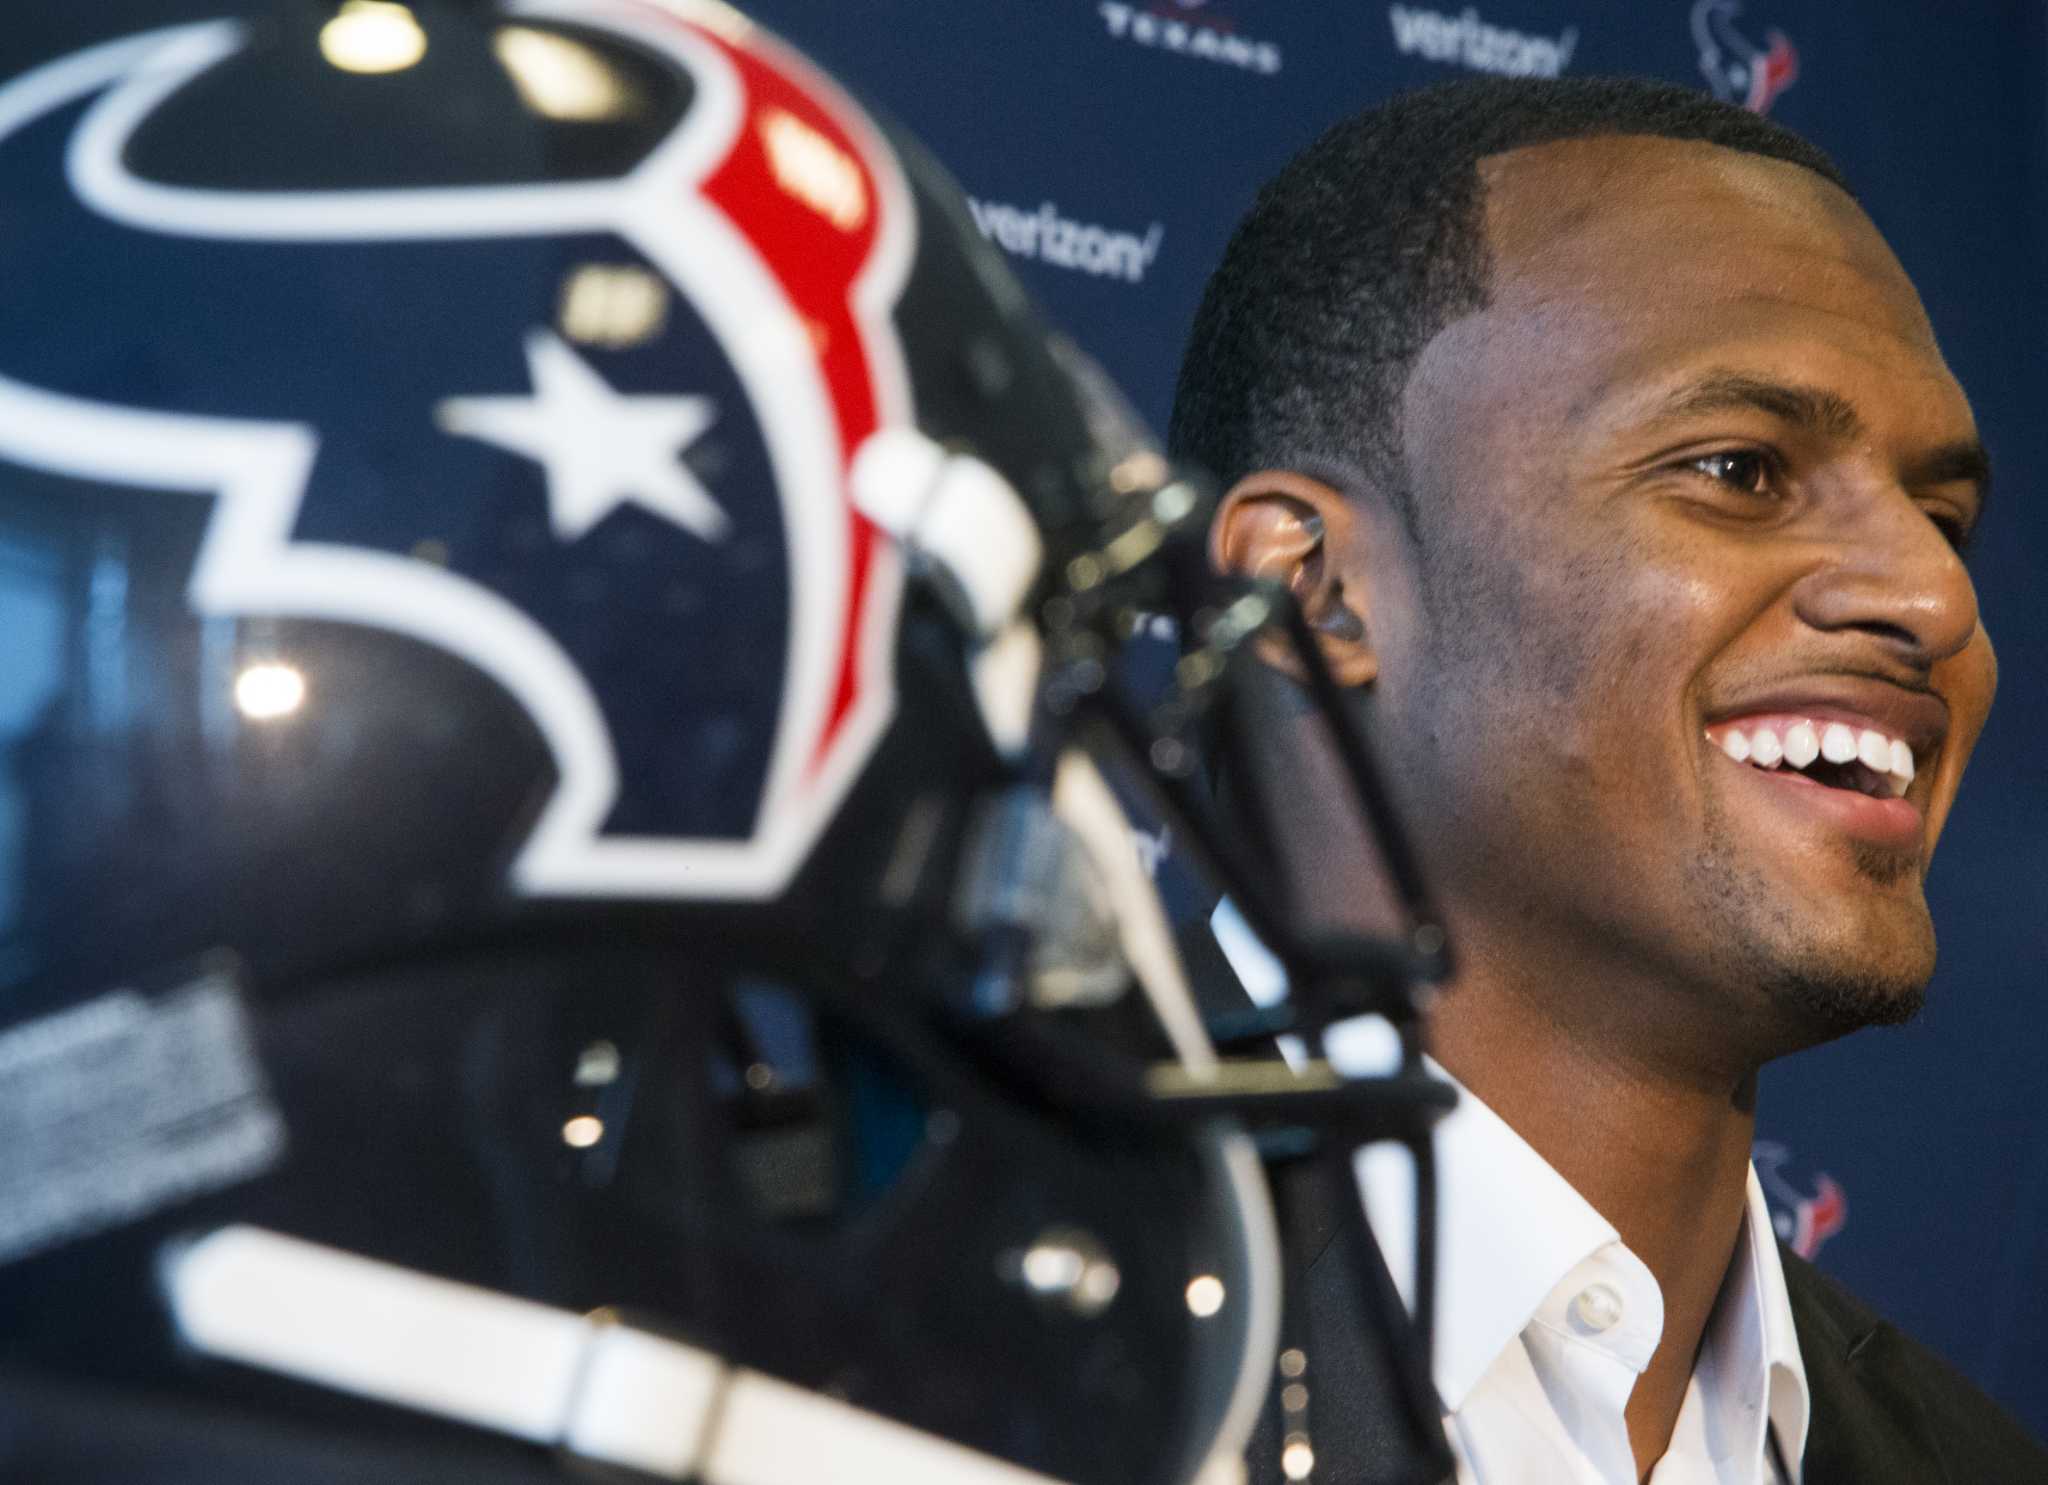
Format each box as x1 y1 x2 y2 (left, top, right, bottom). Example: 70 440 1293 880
0 4 1451 1483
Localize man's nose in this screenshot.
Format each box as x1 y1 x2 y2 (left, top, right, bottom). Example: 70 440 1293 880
1790 484 1980 667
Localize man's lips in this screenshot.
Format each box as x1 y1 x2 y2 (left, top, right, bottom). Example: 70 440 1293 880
1703 679 1949 762
1701 681 1946 852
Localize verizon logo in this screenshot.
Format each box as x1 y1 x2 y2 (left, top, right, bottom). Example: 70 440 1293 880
1387 5 1578 77
965 197 1165 284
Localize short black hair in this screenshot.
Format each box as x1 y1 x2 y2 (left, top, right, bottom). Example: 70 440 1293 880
1167 76 1849 534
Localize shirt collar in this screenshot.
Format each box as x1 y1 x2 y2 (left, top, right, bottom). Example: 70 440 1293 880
1356 1059 1619 1409
1208 899 1811 1462
1363 1066 1812 1467
1736 1163 1812 1475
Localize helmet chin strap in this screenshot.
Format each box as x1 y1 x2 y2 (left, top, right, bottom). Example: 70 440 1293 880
163 1224 1065 1485
1051 749 1281 1485
1051 748 1217 1071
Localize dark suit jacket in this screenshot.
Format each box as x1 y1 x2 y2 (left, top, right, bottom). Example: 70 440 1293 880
1783 1246 2048 1484
1183 920 2046 1481
1245 1225 2048 1485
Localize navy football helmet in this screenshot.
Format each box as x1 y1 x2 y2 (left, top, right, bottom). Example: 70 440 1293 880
0 4 1452 1483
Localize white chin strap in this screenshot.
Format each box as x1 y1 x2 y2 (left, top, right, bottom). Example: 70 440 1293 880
1052 751 1278 1485
164 1224 1065 1485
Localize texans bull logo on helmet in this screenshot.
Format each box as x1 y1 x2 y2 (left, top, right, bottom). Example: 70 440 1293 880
0 0 915 901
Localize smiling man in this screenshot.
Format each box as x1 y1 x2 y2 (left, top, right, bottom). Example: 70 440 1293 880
1171 78 2042 1484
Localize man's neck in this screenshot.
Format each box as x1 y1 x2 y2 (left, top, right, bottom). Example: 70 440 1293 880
1429 984 1759 1482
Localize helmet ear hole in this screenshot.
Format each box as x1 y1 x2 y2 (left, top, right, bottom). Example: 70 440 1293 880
703 981 934 1227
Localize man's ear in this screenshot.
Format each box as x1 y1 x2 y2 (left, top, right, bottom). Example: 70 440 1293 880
1209 470 1377 687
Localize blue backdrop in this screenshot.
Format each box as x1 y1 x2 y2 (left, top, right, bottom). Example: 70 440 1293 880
744 0 2048 1432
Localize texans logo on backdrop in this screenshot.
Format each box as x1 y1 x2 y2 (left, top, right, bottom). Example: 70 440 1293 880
1691 0 1799 115
0 1 915 900
1754 1141 1848 1260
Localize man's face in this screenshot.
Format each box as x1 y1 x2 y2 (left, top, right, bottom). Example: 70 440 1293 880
1366 135 1995 1052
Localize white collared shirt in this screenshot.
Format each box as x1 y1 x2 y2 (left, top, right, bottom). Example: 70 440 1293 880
1359 1073 1811 1485
1212 902 1814 1485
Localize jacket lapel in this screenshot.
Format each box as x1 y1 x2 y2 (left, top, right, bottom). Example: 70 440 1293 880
1243 1162 1455 1485
1782 1247 1949 1485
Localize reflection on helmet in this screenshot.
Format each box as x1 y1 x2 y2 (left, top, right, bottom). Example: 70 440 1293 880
0 4 1450 1484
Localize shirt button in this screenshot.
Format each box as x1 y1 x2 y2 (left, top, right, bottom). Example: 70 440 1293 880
1571 1282 1624 1333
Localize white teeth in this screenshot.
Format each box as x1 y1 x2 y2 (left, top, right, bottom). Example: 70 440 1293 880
1718 716 1920 800
1889 739 1915 797
1783 722 1820 769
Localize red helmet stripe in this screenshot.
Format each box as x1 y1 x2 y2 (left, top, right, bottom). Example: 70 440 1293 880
677 13 904 776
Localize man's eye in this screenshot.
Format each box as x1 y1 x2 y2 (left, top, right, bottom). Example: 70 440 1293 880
1926 508 1975 556
1689 450 1775 494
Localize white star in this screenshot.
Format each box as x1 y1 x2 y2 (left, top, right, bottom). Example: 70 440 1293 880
436 329 730 543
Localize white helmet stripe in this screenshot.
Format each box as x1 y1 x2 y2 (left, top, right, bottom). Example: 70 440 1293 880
164 1224 1070 1485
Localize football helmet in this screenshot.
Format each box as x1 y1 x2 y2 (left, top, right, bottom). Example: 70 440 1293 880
0 3 1451 1483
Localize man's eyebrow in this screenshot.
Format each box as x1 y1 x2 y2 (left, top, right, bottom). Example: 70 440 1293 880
1649 372 1992 510
1651 372 1865 441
